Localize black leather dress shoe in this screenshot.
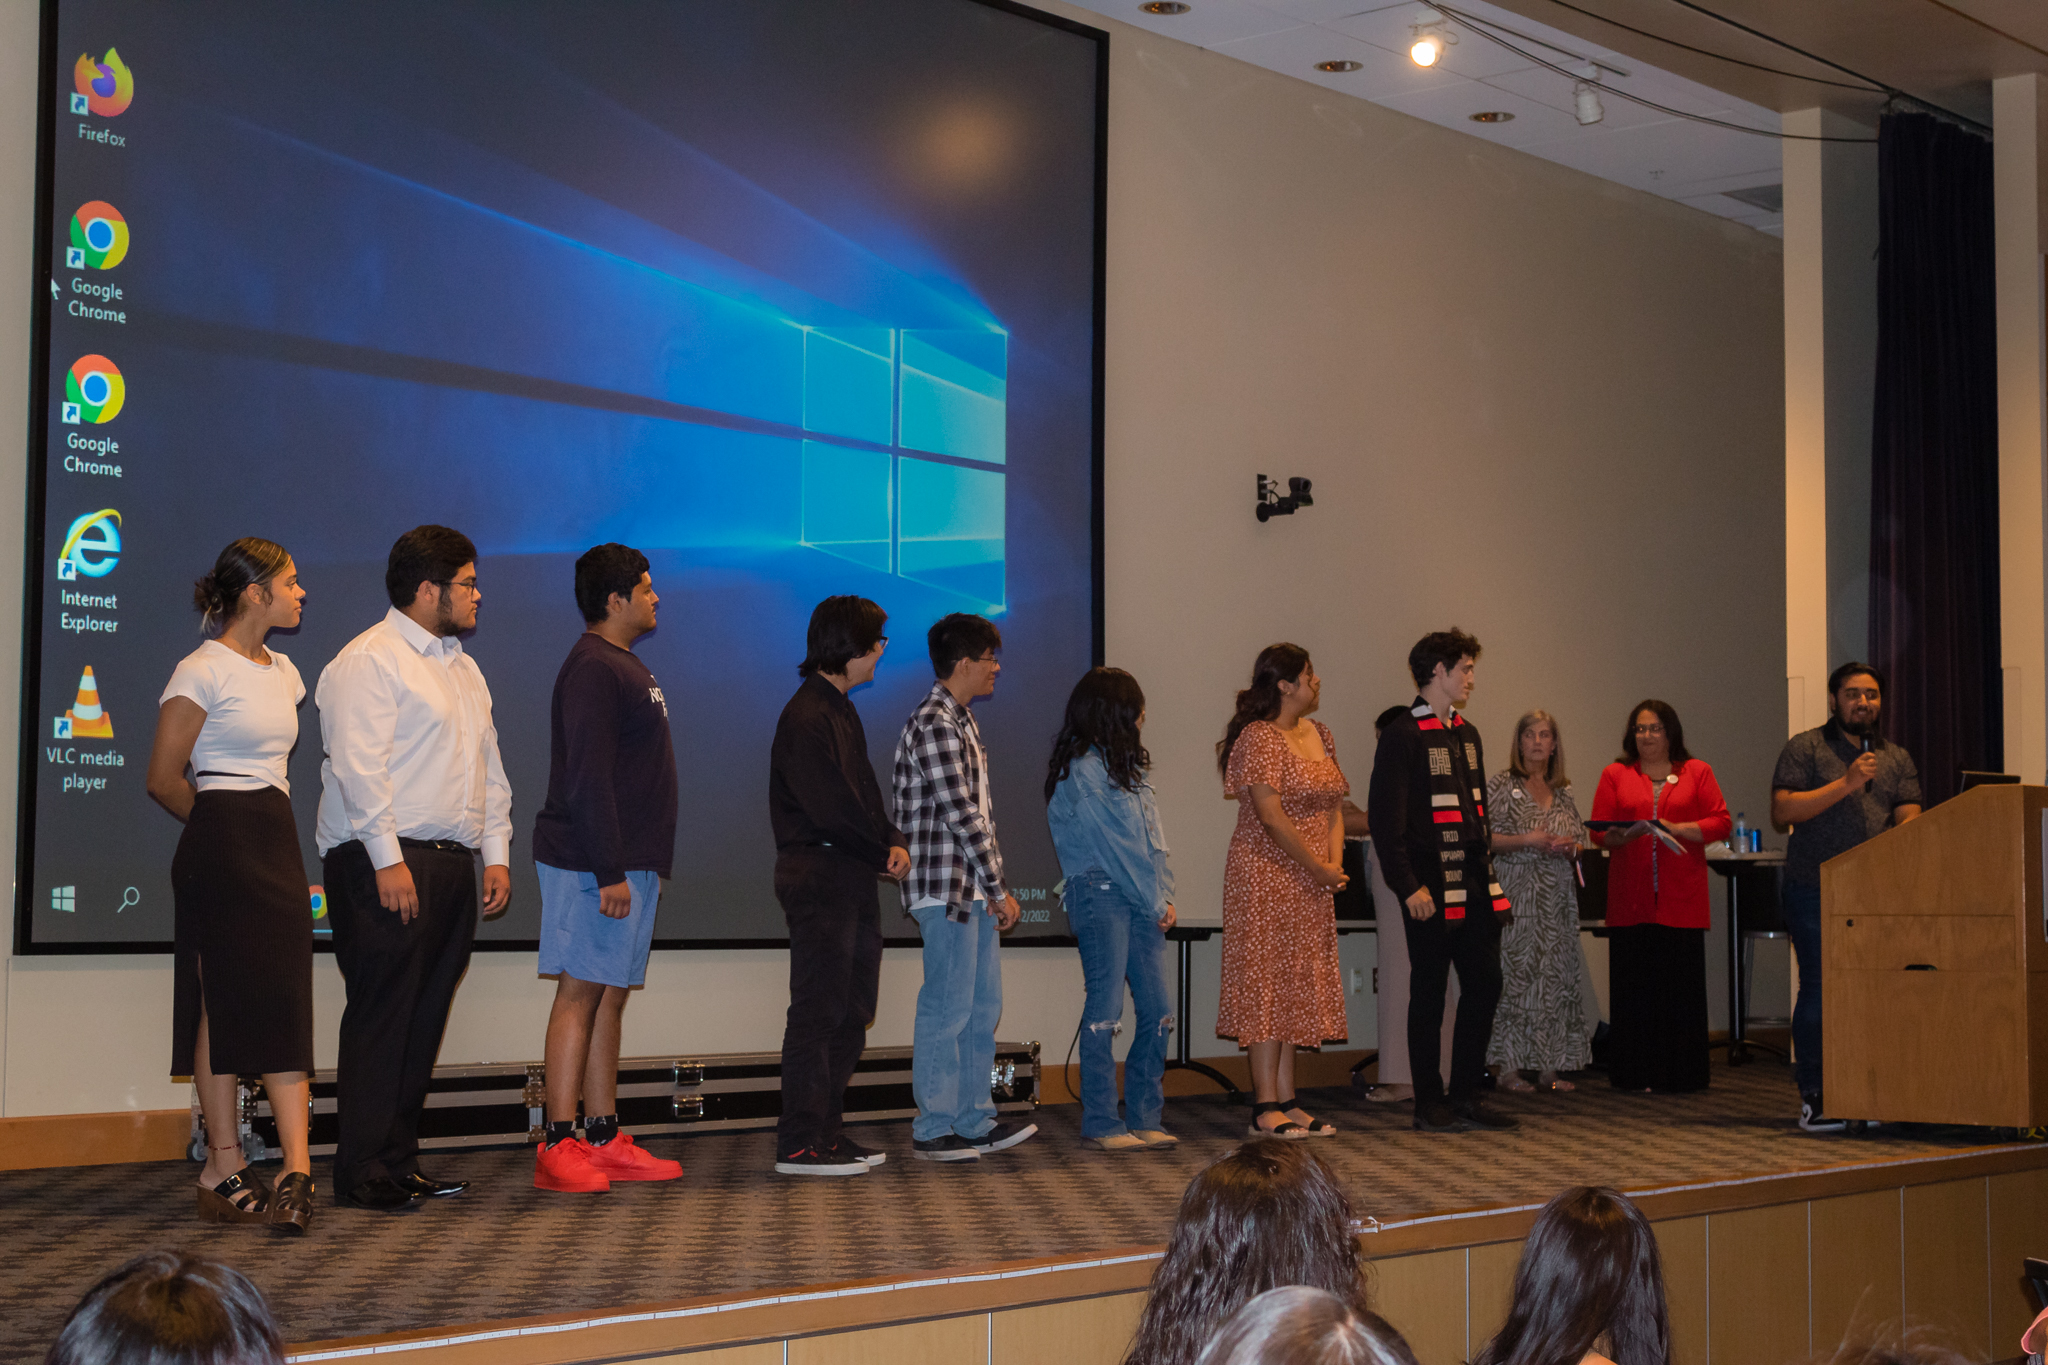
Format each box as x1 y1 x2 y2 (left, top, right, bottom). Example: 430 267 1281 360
336 1176 421 1211
394 1172 470 1198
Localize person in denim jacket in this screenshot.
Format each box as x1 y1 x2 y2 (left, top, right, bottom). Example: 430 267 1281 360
1045 667 1179 1152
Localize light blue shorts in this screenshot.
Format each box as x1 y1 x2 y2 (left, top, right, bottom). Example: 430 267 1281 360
536 863 661 988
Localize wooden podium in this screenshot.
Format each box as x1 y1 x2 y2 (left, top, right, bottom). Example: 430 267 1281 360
1823 783 2048 1127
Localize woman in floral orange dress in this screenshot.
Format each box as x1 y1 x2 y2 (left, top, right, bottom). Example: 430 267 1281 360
1217 643 1351 1139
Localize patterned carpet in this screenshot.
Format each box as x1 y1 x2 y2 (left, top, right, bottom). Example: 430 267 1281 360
1 1057 2022 1361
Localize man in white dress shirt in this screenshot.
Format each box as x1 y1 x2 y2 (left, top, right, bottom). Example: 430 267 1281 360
316 525 513 1210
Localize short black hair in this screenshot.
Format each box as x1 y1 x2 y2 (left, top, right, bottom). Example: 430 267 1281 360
1619 698 1693 766
929 612 1002 679
799 596 888 678
47 1250 285 1365
384 525 477 609
573 543 650 624
1828 660 1885 700
1408 628 1482 688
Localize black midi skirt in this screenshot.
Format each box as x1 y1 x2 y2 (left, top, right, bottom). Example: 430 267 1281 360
170 786 314 1077
1606 923 1710 1093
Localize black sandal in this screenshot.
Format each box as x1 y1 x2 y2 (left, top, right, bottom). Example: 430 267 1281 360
196 1168 271 1224
1277 1095 1338 1137
269 1171 315 1237
1247 1100 1309 1140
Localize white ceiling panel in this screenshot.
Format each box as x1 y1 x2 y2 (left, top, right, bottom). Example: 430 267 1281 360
1064 0 1790 233
1208 24 1464 101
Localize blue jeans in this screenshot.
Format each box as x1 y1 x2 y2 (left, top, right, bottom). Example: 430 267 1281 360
1782 881 1823 1096
1066 874 1173 1139
910 901 1003 1142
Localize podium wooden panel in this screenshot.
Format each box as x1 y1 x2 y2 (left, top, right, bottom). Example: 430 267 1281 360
1822 783 2048 1126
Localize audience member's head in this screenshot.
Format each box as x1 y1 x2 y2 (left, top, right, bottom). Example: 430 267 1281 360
1193 1287 1419 1365
46 1251 284 1365
1123 1140 1368 1365
1473 1186 1668 1365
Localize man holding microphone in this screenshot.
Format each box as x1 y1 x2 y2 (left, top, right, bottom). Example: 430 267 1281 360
1771 662 1922 1133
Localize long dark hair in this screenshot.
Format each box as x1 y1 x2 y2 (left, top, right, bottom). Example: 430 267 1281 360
1122 1140 1368 1365
1046 667 1150 801
1472 1186 1670 1365
1194 1287 1419 1365
192 537 291 639
1217 644 1311 776
1619 699 1692 767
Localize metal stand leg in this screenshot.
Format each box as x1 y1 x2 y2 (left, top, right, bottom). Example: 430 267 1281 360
1163 935 1242 1099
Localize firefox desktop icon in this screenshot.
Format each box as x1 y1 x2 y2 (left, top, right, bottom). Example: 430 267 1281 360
71 49 132 117
67 203 127 270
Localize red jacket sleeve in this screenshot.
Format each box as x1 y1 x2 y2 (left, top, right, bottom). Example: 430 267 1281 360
1687 761 1733 843
1588 764 1623 842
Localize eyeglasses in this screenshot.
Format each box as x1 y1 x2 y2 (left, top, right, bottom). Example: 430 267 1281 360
1633 724 1666 735
437 577 480 594
876 636 889 647
971 652 999 664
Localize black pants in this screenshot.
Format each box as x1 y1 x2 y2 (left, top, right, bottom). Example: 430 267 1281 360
775 847 884 1157
1607 924 1710 1093
1403 906 1503 1106
325 839 478 1192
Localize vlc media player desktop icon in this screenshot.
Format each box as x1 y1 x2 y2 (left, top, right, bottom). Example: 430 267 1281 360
70 49 133 117
53 665 112 740
67 202 128 271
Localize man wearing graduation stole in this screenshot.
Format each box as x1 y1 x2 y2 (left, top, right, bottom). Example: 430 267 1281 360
1366 628 1518 1134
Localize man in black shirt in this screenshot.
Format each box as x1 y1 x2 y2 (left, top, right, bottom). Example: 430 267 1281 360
530 544 682 1193
1366 628 1517 1134
769 595 911 1176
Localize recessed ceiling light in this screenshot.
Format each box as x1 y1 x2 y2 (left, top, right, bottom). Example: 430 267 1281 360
1469 111 1514 123
1315 60 1362 73
1139 2 1190 13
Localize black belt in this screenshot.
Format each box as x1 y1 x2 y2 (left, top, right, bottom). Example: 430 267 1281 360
399 837 476 855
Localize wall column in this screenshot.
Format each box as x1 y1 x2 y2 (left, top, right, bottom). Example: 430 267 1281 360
1782 108 1879 738
1996 76 2048 783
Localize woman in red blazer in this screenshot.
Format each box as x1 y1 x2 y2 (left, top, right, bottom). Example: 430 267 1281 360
1589 699 1731 1093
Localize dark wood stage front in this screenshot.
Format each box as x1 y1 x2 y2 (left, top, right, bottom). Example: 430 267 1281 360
6 1057 2044 1365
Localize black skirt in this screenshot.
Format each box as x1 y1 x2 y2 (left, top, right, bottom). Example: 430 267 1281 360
171 786 314 1076
1607 923 1710 1093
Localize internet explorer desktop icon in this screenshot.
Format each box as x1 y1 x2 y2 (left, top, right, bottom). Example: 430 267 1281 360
58 508 121 579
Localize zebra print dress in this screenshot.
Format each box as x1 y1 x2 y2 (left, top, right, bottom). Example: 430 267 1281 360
1485 770 1591 1073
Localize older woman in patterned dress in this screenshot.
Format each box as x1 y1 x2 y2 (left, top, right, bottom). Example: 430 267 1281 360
1485 711 1590 1092
1216 644 1350 1140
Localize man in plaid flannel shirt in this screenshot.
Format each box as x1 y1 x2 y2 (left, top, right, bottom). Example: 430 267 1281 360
892 613 1037 1161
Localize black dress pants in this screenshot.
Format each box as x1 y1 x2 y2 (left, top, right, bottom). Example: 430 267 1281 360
325 838 478 1192
1403 906 1503 1107
1607 924 1710 1093
775 846 884 1157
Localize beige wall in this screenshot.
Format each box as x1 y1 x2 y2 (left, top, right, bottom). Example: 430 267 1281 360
0 0 1783 1116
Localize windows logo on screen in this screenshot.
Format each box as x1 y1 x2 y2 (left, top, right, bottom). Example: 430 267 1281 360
66 202 127 270
50 886 76 913
63 355 123 425
70 49 133 117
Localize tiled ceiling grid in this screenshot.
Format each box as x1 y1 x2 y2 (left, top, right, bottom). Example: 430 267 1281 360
1066 0 1791 235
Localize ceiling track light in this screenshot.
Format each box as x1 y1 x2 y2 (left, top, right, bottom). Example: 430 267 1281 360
1573 80 1605 125
1139 2 1189 13
1315 60 1362 73
1409 15 1455 68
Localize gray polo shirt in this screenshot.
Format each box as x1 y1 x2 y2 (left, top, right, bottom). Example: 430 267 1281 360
1770 721 1923 891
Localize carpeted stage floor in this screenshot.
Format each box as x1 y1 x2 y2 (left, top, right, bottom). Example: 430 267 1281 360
2 1056 2028 1361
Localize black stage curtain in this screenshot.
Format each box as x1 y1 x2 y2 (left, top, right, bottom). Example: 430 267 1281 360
1867 112 2000 805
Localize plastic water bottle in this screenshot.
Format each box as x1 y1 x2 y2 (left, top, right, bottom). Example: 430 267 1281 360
1732 812 1748 851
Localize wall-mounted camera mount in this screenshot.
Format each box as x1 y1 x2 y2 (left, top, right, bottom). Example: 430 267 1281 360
1256 474 1315 523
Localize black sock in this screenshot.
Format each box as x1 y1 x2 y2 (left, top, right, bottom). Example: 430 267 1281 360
544 1119 576 1148
585 1114 619 1147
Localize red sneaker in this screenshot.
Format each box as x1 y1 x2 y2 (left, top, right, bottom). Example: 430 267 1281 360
534 1138 611 1193
583 1132 682 1182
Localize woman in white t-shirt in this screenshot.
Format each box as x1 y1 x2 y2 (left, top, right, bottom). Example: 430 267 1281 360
145 538 314 1235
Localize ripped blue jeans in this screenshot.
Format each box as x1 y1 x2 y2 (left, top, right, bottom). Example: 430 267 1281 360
1066 872 1174 1138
